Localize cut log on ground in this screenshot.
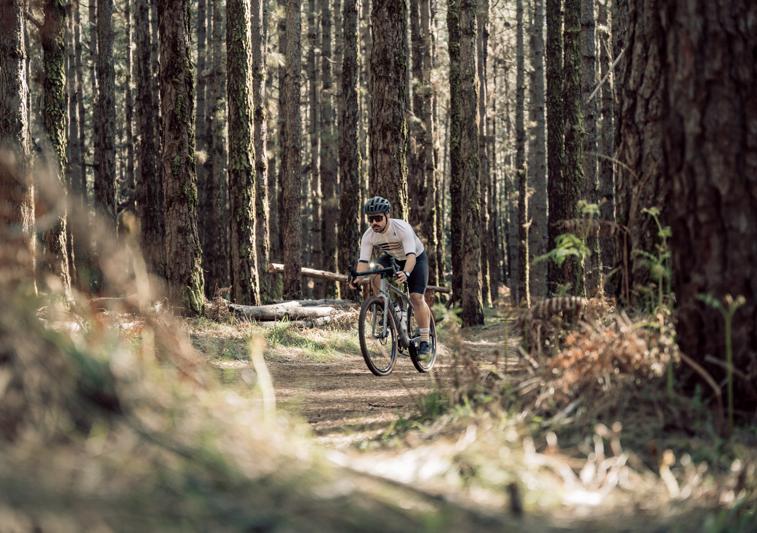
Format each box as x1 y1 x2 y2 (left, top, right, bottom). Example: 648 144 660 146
267 263 450 294
230 301 344 321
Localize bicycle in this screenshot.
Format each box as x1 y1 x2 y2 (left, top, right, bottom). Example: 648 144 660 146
349 260 438 376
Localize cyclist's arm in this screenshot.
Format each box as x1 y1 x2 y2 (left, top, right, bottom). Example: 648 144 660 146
403 253 417 275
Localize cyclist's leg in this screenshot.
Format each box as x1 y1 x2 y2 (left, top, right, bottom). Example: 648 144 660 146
373 254 396 295
407 252 431 330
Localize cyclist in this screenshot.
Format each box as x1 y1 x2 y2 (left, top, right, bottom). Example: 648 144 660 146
352 196 432 358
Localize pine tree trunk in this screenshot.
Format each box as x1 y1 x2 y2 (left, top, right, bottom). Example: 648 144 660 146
276 0 287 259
477 0 492 307
281 0 303 299
203 0 230 296
252 0 273 302
226 0 260 305
135 0 164 276
320 0 339 298
581 0 600 294
545 0 564 294
449 0 484 326
195 0 208 184
560 0 585 294
124 0 135 213
514 0 529 305
339 0 361 300
0 0 35 281
65 9 78 281
72 0 88 284
664 0 757 412
597 0 614 290
370 0 409 219
94 0 116 224
528 0 547 298
615 0 669 305
307 0 321 288
40 0 71 293
157 0 205 315
420 0 439 288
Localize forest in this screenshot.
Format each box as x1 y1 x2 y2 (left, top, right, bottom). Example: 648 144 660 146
0 0 755 530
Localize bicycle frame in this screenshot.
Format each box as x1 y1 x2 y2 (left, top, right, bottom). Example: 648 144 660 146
351 264 413 349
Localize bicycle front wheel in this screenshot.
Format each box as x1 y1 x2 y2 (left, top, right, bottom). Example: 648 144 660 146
358 296 397 376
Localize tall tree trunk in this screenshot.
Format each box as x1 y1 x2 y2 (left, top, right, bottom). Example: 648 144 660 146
276 0 287 259
195 0 208 187
0 0 35 282
203 0 230 296
320 0 339 297
227 0 260 305
94 0 116 225
581 0 600 294
528 0 547 298
281 0 303 299
448 0 484 326
597 0 614 291
515 0 529 306
40 0 71 293
409 0 438 289
307 0 321 290
157 0 205 315
339 0 361 300
252 0 273 302
370 0 409 218
477 0 491 306
664 0 757 412
545 0 563 294
615 0 669 306
72 0 88 282
124 0 135 213
135 0 164 276
560 0 584 294
65 8 78 281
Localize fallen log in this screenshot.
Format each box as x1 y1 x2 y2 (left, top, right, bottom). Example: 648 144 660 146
229 301 338 321
267 263 450 293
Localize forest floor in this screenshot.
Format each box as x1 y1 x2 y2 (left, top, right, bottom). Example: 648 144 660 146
188 305 757 532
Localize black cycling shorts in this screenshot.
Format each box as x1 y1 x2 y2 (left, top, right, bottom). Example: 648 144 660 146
378 251 429 295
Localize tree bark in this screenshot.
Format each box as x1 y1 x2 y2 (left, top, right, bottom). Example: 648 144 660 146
40 0 71 293
124 0 135 213
581 0 600 294
306 0 321 287
320 0 339 298
528 0 548 298
251 0 273 302
227 0 260 305
338 0 361 301
0 0 35 282
560 0 585 294
477 0 492 306
369 0 409 219
195 0 208 187
157 0 205 315
597 0 614 290
515 0 529 306
664 0 757 410
615 0 669 305
281 0 303 299
135 0 164 276
202 0 230 296
545 0 564 294
94 0 116 224
449 0 484 326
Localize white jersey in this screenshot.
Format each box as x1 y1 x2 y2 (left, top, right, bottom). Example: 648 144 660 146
359 218 425 262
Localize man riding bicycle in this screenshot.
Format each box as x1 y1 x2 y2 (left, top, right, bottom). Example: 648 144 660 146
351 196 433 358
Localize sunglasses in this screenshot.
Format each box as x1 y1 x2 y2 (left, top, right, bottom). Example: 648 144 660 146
367 214 385 223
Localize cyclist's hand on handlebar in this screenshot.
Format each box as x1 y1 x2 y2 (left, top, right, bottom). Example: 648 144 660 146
395 271 408 284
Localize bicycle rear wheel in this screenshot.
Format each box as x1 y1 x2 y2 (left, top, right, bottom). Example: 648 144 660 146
358 296 397 376
407 307 437 372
